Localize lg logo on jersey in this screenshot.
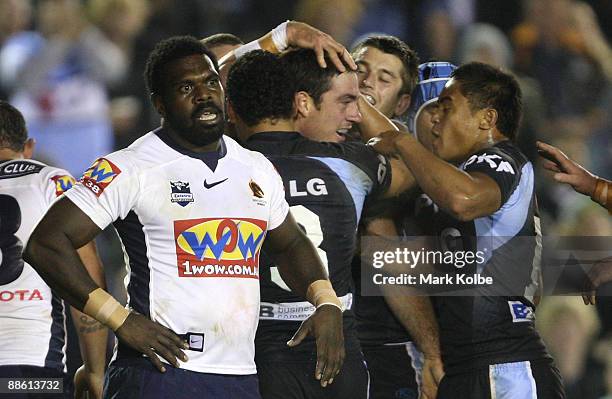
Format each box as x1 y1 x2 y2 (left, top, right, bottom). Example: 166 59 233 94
289 178 328 197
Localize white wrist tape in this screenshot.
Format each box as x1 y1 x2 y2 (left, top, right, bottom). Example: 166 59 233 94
234 40 262 60
83 288 130 331
316 301 344 311
306 280 344 311
271 21 289 52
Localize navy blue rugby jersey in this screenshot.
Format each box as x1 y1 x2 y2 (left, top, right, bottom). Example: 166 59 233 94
413 140 551 374
352 191 417 347
244 132 391 358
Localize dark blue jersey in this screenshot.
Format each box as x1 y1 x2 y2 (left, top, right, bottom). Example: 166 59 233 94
244 132 390 359
414 141 551 374
352 191 417 347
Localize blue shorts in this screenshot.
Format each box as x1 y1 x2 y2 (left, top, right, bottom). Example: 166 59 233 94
103 358 261 399
362 342 423 399
437 360 565 399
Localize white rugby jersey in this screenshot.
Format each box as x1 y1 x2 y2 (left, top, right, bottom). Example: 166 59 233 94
0 159 75 371
65 129 289 375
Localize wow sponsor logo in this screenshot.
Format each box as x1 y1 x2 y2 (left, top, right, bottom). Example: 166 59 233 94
50 174 76 196
174 218 267 278
80 158 121 197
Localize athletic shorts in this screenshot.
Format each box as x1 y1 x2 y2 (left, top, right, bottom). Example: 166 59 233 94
103 358 261 399
0 365 73 399
362 342 423 399
437 360 565 399
256 356 368 399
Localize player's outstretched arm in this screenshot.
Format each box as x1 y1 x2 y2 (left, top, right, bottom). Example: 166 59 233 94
369 131 502 220
219 21 356 72
264 212 345 388
24 197 188 373
71 241 108 399
354 95 416 197
356 94 407 142
537 141 610 212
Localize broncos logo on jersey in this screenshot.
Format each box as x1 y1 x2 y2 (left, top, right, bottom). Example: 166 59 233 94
174 218 267 278
80 158 121 197
50 175 76 197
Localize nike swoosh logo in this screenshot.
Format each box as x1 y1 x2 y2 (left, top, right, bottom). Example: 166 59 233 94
203 178 228 189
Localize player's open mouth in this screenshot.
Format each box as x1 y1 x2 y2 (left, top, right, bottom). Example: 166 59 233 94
194 107 222 125
198 111 218 121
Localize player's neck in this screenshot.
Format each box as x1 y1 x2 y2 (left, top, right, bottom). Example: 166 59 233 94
241 118 296 140
0 148 25 162
471 129 509 155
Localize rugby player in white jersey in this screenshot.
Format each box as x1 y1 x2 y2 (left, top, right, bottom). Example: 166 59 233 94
0 101 107 398
25 36 346 399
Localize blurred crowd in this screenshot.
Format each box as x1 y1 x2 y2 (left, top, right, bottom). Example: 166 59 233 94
0 1 609 398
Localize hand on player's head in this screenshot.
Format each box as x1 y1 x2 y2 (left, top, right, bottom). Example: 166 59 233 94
287 21 357 72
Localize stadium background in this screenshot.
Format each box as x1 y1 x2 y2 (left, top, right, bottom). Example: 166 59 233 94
0 0 609 397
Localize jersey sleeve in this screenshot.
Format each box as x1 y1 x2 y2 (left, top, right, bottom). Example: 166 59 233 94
461 146 521 205
64 153 140 230
344 142 392 198
42 167 76 206
262 157 289 230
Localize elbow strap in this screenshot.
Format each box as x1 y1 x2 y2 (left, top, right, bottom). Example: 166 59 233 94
83 288 130 331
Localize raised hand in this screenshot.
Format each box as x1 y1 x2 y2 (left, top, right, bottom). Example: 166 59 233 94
286 21 357 72
536 141 598 196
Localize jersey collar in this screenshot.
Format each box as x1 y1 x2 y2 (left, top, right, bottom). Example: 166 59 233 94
246 131 302 142
155 127 227 172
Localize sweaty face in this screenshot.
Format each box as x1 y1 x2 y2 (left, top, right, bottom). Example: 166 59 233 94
157 54 225 148
430 79 482 163
415 102 439 152
355 46 406 118
300 72 362 143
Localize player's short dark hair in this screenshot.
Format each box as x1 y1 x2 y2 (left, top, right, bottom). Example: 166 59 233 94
226 50 295 127
144 36 218 97
200 33 244 49
280 48 343 108
0 101 27 152
452 62 522 141
352 35 419 95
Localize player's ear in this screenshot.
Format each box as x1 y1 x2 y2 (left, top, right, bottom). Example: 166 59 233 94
479 108 497 131
294 91 313 118
23 138 35 159
226 100 237 124
393 93 411 118
152 93 166 118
